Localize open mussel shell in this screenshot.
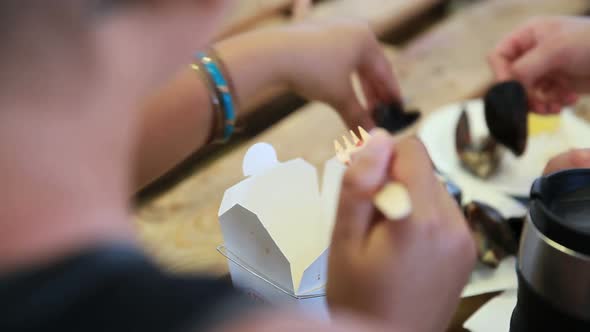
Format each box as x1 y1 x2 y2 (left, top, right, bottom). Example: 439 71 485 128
464 201 523 268
373 102 421 134
455 108 501 179
455 108 473 151
484 80 529 156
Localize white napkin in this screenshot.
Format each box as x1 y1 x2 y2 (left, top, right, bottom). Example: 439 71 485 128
464 290 518 332
462 257 518 298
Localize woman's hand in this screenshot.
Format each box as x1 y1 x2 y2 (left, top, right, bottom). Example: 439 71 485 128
488 16 590 114
544 149 590 175
278 20 401 129
135 20 399 189
327 130 476 332
216 20 401 129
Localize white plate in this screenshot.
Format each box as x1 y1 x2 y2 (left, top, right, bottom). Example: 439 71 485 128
419 99 590 197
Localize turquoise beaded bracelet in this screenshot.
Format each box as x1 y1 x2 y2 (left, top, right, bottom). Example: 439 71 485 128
195 52 236 143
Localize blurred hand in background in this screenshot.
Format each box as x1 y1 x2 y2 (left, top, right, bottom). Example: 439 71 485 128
544 148 590 175
217 19 401 130
488 16 590 114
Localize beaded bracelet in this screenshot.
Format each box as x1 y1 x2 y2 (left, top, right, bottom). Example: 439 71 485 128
194 51 237 143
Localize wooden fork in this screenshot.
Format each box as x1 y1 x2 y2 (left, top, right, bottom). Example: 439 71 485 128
334 127 412 221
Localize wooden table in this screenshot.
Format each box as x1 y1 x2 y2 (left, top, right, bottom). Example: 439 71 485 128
135 0 590 330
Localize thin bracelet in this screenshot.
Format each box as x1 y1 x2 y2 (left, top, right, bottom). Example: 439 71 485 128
190 62 224 144
196 51 237 143
209 49 244 134
208 49 238 108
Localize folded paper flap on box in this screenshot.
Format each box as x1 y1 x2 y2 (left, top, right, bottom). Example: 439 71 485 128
298 248 329 294
320 158 347 236
217 245 326 299
218 177 254 217
219 205 293 292
219 143 345 295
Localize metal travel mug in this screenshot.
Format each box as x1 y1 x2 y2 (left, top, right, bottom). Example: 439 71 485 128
511 169 590 331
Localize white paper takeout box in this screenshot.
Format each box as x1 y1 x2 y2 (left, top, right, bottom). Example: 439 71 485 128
217 143 346 319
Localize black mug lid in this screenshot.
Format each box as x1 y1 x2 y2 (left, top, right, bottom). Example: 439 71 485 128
530 169 590 257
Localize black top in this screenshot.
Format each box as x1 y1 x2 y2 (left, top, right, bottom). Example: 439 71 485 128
0 244 247 332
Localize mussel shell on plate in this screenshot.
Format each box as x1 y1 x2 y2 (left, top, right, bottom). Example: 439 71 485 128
455 109 502 179
464 201 522 268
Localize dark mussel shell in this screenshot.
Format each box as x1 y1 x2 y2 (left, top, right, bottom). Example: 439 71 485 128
464 201 523 268
373 102 421 134
455 108 502 178
484 81 529 156
456 108 473 151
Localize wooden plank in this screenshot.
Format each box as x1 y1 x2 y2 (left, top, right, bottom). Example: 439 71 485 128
220 0 443 39
136 0 590 276
309 0 442 35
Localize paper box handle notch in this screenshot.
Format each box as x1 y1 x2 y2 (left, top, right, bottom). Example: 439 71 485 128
243 143 280 177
